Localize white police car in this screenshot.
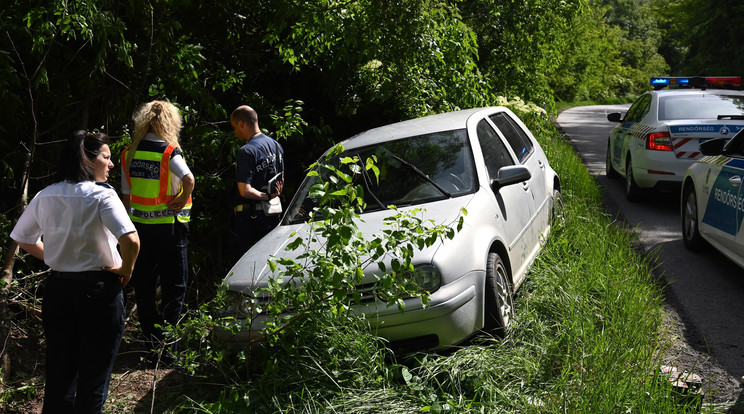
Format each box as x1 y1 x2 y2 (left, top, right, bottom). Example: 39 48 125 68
682 128 744 269
606 76 744 201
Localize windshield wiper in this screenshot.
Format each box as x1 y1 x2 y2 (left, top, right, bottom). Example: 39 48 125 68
718 115 744 120
389 154 451 198
355 155 387 210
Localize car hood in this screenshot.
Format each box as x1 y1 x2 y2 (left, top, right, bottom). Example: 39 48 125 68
224 194 476 292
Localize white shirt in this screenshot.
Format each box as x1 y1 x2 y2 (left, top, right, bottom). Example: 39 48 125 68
11 181 136 272
120 133 192 196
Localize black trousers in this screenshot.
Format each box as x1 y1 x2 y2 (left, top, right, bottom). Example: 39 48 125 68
131 221 189 352
42 271 125 414
231 208 281 263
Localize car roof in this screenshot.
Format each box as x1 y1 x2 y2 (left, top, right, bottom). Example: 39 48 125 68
338 106 506 150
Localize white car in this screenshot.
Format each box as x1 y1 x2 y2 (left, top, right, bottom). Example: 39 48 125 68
682 128 744 269
222 106 562 350
606 76 744 201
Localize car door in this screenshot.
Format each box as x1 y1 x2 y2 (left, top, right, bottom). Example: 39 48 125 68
611 94 652 175
701 146 744 253
475 117 535 278
488 112 549 233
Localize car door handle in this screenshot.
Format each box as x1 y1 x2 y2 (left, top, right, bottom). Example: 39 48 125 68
522 182 530 191
538 159 545 170
729 176 742 187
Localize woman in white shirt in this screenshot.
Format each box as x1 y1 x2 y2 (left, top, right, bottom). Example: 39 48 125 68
11 131 139 414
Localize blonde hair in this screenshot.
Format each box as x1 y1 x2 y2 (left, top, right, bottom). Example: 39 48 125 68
126 100 183 169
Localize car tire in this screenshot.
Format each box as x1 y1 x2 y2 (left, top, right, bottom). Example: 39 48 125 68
682 183 706 251
606 141 619 179
551 189 565 226
625 157 641 202
484 252 514 336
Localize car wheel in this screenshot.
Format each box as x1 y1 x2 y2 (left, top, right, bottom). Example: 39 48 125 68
484 252 514 336
551 189 565 227
682 184 706 251
625 157 641 201
606 141 619 179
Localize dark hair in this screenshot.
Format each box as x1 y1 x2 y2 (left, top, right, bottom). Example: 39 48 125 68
59 131 110 183
230 105 259 125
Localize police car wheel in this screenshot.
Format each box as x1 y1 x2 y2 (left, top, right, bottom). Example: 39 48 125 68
483 252 513 336
682 184 706 251
606 141 619 179
625 157 641 202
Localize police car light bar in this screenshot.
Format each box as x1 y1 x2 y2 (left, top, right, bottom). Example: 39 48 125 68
651 76 742 89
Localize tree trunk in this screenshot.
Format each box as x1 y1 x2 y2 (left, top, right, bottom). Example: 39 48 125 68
0 143 32 383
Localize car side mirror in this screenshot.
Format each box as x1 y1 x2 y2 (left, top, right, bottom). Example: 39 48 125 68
699 139 726 156
490 165 531 192
607 112 623 122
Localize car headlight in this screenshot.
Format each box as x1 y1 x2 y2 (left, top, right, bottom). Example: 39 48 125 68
409 264 441 294
225 290 265 319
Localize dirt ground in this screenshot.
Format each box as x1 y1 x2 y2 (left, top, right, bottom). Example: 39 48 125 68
659 304 744 412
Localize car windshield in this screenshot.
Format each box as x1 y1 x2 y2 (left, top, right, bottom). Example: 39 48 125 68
285 129 476 223
659 94 744 120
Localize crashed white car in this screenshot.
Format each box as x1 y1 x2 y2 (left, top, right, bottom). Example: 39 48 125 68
223 106 562 350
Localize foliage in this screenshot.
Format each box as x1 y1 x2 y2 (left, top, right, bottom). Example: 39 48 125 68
655 0 744 76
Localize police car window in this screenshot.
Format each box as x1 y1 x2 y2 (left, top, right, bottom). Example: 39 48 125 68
489 112 534 163
659 94 744 121
477 119 514 179
625 94 651 122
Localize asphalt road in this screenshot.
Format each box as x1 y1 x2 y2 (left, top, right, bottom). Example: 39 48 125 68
556 105 744 382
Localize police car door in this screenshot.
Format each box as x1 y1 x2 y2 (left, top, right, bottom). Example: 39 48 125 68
701 135 744 253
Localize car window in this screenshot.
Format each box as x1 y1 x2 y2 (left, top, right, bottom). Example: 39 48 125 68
285 129 477 223
489 112 534 163
625 94 651 122
659 94 744 120
477 119 514 179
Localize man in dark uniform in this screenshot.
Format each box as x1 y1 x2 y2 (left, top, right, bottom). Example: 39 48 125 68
230 105 285 260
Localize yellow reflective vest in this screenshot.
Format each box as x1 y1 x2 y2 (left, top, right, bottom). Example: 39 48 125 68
121 141 192 224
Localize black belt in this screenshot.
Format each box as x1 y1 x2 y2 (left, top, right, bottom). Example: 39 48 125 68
234 203 262 213
52 270 113 281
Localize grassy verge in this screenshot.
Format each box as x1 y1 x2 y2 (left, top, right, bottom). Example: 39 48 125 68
165 112 702 413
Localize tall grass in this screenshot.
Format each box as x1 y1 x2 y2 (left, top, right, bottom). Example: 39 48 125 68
168 113 702 413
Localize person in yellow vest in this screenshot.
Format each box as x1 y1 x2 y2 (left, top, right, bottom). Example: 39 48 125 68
121 100 195 363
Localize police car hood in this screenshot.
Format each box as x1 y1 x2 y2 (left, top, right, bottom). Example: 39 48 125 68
223 195 474 293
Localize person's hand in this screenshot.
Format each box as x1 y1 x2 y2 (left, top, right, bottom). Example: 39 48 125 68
102 265 133 286
166 195 189 211
270 180 284 198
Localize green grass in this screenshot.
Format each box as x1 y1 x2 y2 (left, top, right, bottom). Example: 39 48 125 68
165 113 707 413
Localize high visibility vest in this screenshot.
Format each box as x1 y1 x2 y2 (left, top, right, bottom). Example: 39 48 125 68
121 142 192 224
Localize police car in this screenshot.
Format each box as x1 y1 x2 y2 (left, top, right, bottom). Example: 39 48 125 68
606 76 744 201
682 128 744 269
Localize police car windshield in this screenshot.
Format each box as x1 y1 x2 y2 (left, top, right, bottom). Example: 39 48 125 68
285 129 476 224
659 94 744 121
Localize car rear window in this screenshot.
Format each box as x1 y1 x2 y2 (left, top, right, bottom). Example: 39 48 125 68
659 94 744 120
